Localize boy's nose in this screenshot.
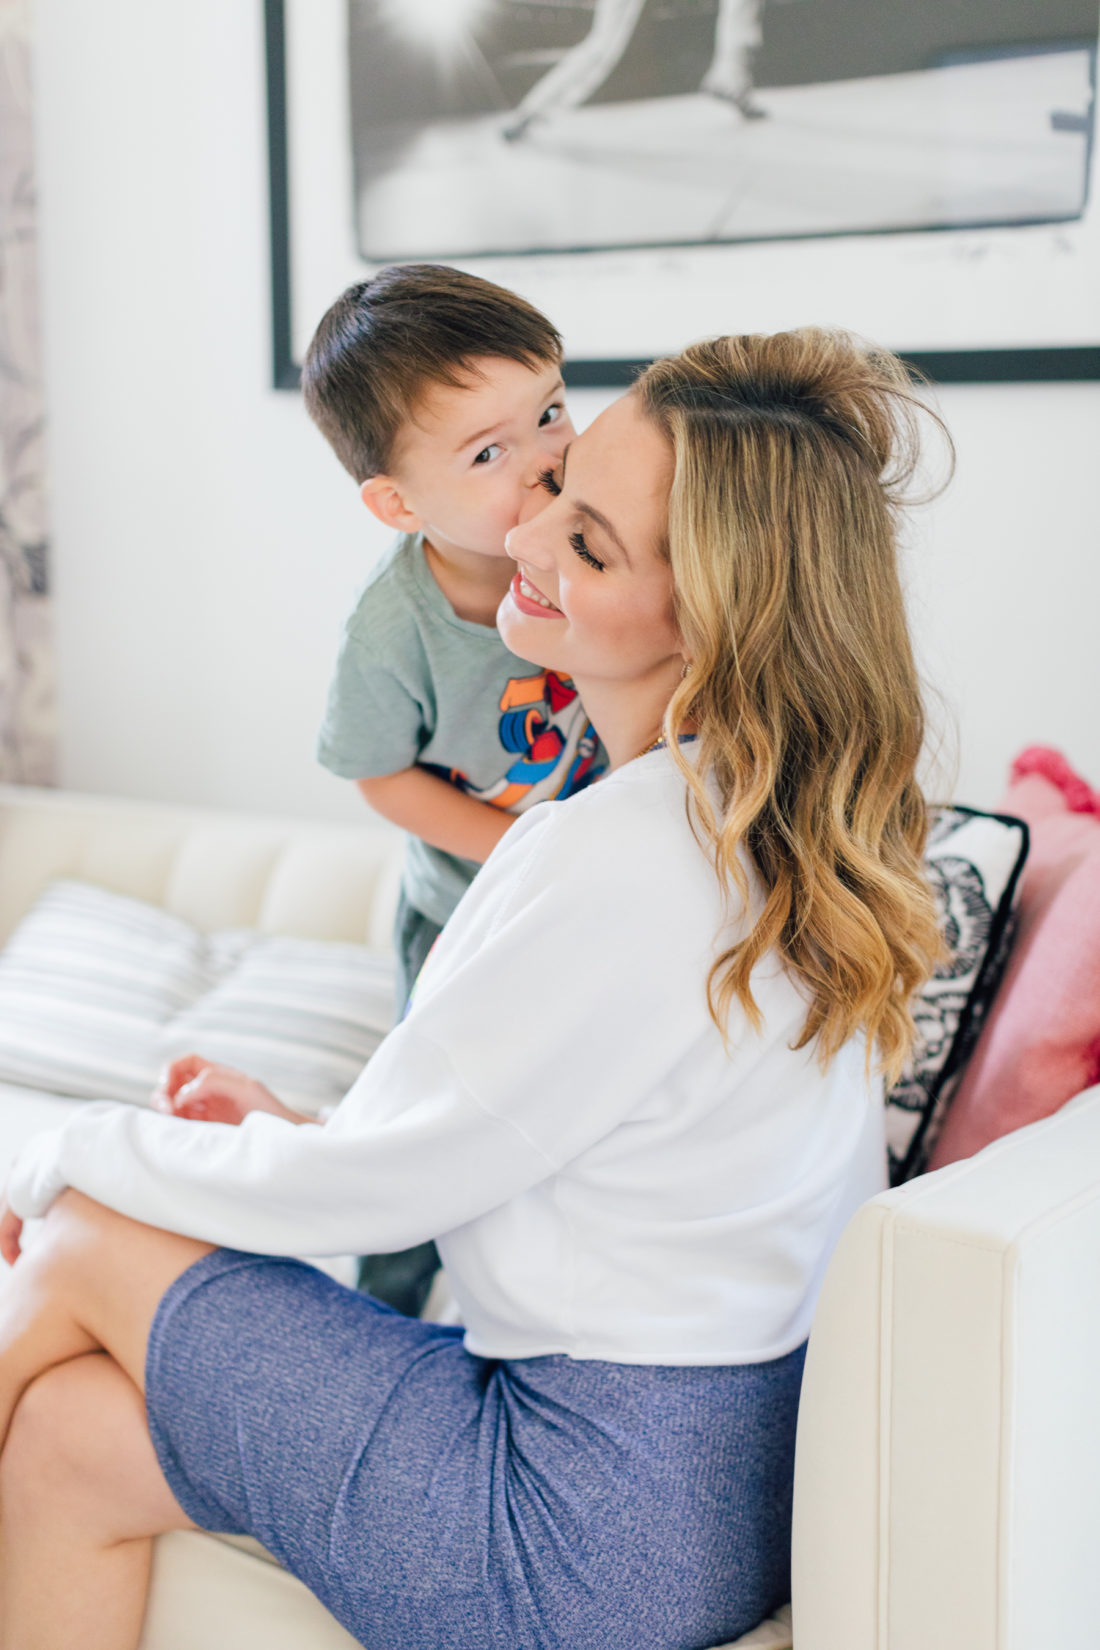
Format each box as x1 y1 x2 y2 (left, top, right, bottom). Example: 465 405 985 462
520 436 561 492
517 484 551 526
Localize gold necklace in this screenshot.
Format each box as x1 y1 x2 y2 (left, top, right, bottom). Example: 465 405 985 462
639 729 700 760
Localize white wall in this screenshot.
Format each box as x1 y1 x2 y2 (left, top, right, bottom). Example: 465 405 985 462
32 0 1100 823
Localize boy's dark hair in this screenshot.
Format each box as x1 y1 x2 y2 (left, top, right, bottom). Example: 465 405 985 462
302 264 563 482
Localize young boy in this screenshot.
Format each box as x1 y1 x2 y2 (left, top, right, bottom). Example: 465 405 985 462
304 264 605 1013
160 267 604 1314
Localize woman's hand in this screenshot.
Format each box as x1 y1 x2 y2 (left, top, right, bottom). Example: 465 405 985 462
151 1056 313 1127
0 1195 22 1267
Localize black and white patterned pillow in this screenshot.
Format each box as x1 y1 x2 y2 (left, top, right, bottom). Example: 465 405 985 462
886 806 1029 1184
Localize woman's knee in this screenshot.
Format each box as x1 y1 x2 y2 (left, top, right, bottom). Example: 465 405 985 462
47 1187 150 1250
21 1192 213 1372
20 1189 131 1284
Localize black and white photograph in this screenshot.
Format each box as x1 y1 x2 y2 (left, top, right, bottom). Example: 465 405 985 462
348 0 1095 262
272 0 1100 380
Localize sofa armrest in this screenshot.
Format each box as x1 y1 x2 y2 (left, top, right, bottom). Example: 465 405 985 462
792 1084 1100 1650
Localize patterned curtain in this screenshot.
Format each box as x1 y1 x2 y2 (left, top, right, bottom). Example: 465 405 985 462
0 0 54 783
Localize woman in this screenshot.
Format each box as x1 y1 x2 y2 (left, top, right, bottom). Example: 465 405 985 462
0 328 942 1650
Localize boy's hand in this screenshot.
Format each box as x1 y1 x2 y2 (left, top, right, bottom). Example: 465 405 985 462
152 1055 313 1127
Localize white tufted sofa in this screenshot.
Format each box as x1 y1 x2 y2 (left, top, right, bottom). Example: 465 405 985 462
1 783 1098 1650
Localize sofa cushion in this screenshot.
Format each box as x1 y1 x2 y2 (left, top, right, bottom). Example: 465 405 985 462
0 881 395 1115
141 1530 793 1650
884 804 1028 1182
928 748 1100 1170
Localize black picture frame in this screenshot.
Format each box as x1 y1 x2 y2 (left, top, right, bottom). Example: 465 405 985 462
264 0 1100 390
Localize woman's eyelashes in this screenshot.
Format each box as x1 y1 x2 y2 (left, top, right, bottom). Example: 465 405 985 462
536 473 605 570
571 531 605 572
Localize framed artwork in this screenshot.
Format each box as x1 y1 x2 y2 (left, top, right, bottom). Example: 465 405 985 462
266 0 1100 388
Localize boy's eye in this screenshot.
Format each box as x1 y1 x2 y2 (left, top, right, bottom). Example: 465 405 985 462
473 444 502 466
537 468 561 496
571 531 605 572
539 402 565 428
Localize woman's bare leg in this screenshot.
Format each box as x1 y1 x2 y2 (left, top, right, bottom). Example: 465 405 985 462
0 1190 212 1446
0 1353 196 1650
0 1192 214 1647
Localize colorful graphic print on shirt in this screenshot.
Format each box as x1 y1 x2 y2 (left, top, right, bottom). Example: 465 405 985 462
424 670 604 813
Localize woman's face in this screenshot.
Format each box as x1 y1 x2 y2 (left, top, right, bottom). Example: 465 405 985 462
497 392 683 691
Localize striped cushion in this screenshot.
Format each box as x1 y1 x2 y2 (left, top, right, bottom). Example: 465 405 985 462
0 881 396 1114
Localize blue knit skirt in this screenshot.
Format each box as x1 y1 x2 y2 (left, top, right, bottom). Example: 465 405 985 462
145 1249 804 1650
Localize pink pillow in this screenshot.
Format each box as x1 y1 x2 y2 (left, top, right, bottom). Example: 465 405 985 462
928 747 1100 1170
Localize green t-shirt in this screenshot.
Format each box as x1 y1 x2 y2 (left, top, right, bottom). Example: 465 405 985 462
317 534 606 927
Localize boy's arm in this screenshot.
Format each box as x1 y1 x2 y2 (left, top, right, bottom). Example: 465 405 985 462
357 768 513 864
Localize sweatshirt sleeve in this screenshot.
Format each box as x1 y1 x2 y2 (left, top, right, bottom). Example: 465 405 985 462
6 782 728 1256
4 1031 556 1256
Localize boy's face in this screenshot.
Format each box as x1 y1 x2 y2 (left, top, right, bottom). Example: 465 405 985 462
367 356 574 561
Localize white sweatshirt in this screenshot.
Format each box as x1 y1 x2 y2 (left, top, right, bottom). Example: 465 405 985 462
8 749 886 1364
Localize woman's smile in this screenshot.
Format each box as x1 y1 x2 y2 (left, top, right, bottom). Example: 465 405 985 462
509 568 562 617
497 394 685 773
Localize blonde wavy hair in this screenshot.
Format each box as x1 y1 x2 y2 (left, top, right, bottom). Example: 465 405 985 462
637 328 948 1085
